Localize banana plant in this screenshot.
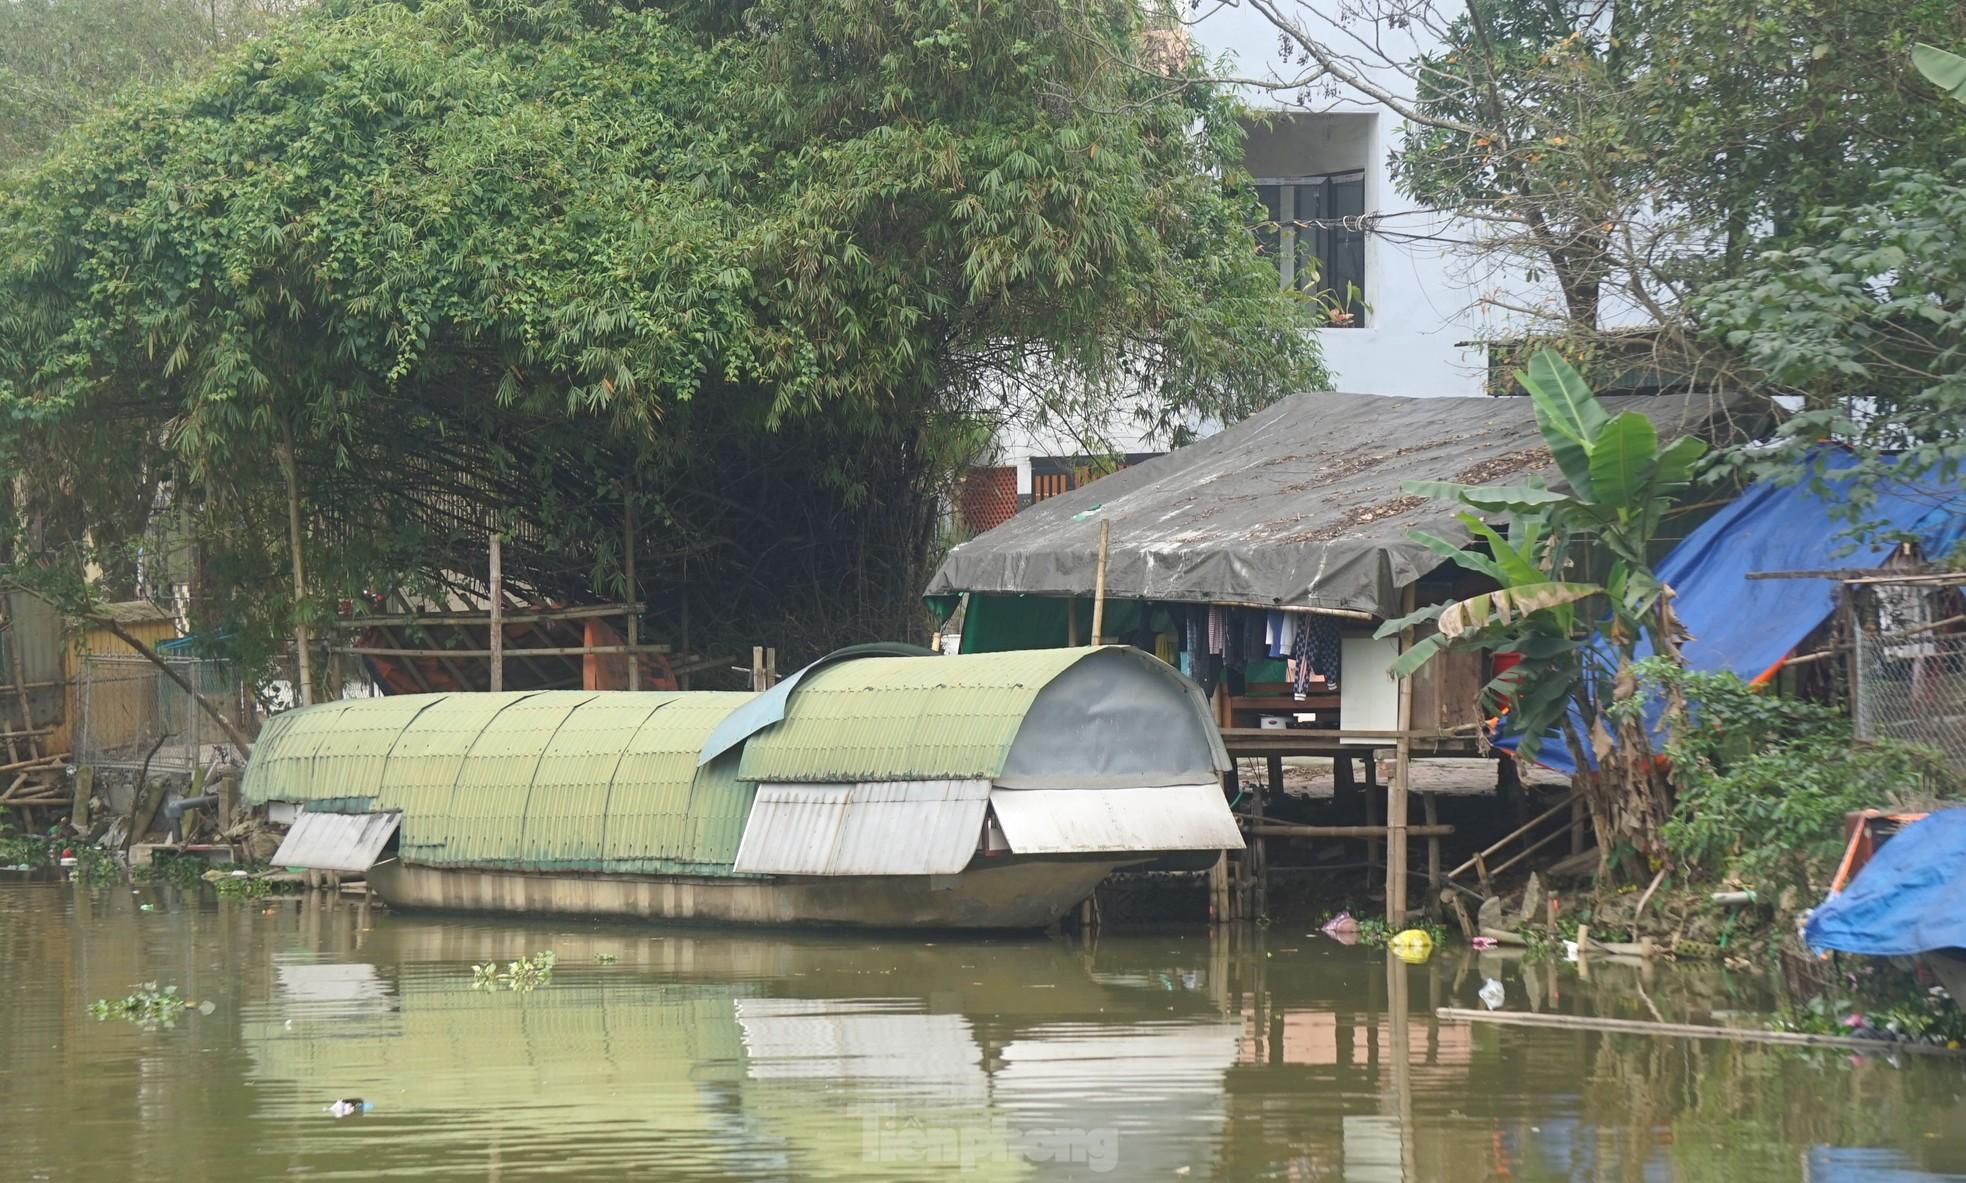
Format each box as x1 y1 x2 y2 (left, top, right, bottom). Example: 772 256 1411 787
1380 349 1706 870
1913 43 1966 105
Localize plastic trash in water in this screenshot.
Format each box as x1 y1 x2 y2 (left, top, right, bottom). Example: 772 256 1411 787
1470 936 1499 951
1388 929 1434 964
326 1098 372 1118
1478 978 1506 1010
1562 939 1580 962
1319 912 1359 946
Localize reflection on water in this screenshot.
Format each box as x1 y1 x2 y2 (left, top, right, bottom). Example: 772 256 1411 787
1 882 1964 1180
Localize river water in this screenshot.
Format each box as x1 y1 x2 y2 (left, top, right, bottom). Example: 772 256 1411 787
1 880 1963 1181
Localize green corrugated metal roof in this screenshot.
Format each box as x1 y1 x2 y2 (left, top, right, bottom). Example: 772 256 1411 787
734 649 1097 784
242 690 755 876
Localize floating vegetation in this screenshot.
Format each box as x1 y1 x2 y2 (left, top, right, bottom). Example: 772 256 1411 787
137 852 207 888
89 983 215 1028
472 951 557 992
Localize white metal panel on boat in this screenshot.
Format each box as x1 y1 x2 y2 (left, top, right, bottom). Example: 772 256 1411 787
732 780 990 876
271 810 402 872
988 784 1244 854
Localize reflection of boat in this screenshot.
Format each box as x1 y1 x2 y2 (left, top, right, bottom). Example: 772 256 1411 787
245 648 1242 928
239 926 1238 1180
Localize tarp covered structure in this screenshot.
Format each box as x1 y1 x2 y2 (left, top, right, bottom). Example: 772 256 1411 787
925 389 1758 620
1805 809 1966 956
1509 456 1966 774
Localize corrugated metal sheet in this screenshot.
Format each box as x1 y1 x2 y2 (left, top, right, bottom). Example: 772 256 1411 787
445 693 596 865
271 810 402 872
3 593 64 684
242 690 760 877
518 694 674 870
987 784 1244 854
605 693 756 874
735 650 1095 784
732 780 990 876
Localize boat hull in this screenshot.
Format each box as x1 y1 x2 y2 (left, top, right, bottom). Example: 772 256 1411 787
364 857 1122 929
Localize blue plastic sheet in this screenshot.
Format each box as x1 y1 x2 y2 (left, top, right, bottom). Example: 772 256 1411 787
1805 809 1966 956
1501 457 1965 774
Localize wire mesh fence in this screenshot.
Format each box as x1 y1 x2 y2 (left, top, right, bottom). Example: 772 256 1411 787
1854 586 1966 774
76 654 239 773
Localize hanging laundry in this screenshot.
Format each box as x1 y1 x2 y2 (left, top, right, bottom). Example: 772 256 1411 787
1267 611 1297 659
1184 605 1204 659
1291 614 1314 699
1307 616 1343 687
1154 632 1178 666
1206 606 1226 656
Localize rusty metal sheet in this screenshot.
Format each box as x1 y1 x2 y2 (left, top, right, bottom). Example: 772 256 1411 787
987 784 1244 855
271 810 401 872
732 780 990 876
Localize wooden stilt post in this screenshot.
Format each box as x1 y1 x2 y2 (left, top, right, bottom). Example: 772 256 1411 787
623 495 640 692
488 533 504 693
1423 792 1441 896
1387 584 1416 925
1363 755 1381 872
1089 519 1110 645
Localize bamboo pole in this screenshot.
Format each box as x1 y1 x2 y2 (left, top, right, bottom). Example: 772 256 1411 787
279 434 314 707
1436 1008 1966 1056
1448 791 1583 880
1089 519 1110 646
623 497 639 692
488 532 504 693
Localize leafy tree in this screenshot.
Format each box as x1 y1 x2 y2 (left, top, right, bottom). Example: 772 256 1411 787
1695 41 1966 527
1381 349 1706 873
1161 1 1966 361
0 0 1321 687
1644 661 1957 895
0 0 293 171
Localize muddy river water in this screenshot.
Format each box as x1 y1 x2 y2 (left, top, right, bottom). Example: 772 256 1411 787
1 880 1963 1181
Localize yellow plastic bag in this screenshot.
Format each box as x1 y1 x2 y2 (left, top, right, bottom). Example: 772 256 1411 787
1388 928 1434 964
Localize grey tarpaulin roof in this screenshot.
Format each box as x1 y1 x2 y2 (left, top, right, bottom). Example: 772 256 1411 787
926 389 1764 620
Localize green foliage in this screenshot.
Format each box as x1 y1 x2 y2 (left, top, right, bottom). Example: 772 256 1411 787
0 826 53 869
0 0 291 172
1385 349 1704 863
138 851 208 888
1394 0 1966 329
73 846 122 885
1697 163 1966 524
1643 660 1959 894
0 0 1321 672
472 949 557 991
89 982 212 1028
1914 43 1966 103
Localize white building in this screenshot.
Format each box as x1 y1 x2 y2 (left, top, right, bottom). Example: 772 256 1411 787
969 4 1529 523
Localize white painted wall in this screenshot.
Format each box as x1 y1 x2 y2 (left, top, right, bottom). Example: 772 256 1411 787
977 3 1546 490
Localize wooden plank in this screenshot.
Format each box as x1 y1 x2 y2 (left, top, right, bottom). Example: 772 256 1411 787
1244 823 1454 838
336 644 674 658
1436 1008 1966 1056
328 603 647 628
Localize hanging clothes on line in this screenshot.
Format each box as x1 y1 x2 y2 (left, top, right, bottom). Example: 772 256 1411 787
1306 616 1343 688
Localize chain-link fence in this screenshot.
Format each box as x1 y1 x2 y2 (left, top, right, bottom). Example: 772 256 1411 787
76 654 239 773
1854 579 1966 774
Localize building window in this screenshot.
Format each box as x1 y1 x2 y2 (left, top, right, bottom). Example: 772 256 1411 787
1255 171 1366 326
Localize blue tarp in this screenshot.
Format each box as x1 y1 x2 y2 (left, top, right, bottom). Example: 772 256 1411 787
1504 458 1965 774
1805 809 1966 956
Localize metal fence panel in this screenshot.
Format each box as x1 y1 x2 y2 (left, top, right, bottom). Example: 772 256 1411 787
76 654 238 772
1855 617 1966 775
